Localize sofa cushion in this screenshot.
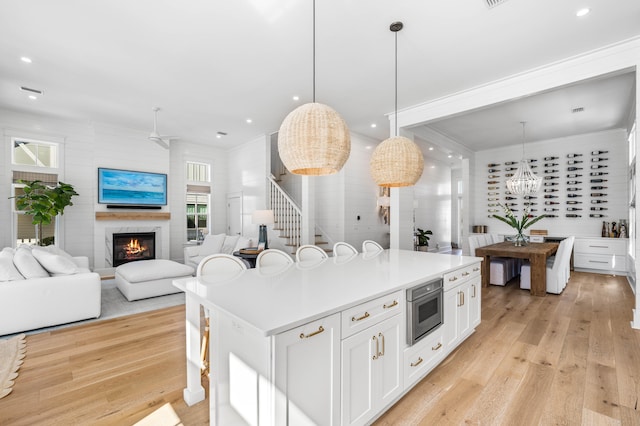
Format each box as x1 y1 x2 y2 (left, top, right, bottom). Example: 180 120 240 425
0 250 24 281
234 236 251 252
32 247 79 276
116 259 194 283
13 247 50 279
221 235 240 254
200 233 226 255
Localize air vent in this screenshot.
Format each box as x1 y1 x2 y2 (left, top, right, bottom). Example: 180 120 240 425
572 107 585 113
20 86 43 95
484 0 509 8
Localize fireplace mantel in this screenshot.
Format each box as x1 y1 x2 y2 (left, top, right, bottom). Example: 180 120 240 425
95 212 171 221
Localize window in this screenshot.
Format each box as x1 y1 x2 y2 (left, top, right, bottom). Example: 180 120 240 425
186 161 211 242
12 137 58 168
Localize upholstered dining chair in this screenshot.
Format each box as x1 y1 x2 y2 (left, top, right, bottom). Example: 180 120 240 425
520 236 574 294
362 240 384 253
468 235 515 286
256 249 294 269
333 242 358 257
196 253 248 377
296 245 329 262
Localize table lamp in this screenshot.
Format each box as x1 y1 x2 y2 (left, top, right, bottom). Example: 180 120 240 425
252 209 274 250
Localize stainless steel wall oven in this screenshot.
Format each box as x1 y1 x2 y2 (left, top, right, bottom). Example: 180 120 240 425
406 278 443 346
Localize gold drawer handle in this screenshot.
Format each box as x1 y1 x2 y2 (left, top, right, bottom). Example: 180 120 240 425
462 272 470 276
473 267 480 272
432 342 442 351
352 312 370 322
410 357 423 367
448 276 458 282
299 326 324 339
372 335 379 360
383 300 398 309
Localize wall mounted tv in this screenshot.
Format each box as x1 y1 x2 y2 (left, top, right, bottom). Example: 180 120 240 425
98 168 167 207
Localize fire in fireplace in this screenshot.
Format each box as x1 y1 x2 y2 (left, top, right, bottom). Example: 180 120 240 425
113 232 156 266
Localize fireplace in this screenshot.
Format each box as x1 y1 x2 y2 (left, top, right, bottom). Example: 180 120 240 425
112 232 156 267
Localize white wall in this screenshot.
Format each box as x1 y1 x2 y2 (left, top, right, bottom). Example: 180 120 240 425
473 129 628 238
414 158 453 250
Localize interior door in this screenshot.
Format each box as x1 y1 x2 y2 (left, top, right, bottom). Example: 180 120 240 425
227 194 242 236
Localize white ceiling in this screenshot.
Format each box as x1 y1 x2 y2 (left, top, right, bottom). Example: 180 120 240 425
0 0 638 153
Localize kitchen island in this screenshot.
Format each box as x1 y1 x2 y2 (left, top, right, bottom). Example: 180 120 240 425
173 249 482 425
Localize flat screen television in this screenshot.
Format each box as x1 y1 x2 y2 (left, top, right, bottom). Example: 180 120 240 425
98 167 167 207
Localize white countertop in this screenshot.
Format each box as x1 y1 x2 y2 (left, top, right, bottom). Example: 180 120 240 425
173 249 482 336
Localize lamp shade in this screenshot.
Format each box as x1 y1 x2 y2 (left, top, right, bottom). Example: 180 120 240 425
278 102 351 175
252 210 274 225
370 136 424 187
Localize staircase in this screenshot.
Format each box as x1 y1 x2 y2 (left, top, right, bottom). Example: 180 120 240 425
268 174 331 255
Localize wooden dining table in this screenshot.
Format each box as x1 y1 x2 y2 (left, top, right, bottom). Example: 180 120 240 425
474 241 559 296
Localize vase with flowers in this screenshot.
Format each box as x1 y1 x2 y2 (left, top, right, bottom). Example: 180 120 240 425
492 203 545 246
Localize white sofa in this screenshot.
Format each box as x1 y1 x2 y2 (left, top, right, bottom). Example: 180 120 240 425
0 246 101 336
184 233 253 269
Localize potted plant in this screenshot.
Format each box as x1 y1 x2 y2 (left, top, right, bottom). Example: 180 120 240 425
492 203 545 246
11 180 79 246
415 228 433 252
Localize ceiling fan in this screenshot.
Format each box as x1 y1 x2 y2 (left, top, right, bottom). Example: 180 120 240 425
148 107 177 149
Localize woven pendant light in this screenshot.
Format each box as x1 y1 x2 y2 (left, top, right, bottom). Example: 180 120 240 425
277 0 350 176
370 22 424 187
506 122 541 195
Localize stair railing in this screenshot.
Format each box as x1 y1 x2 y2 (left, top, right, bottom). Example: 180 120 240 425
268 174 302 249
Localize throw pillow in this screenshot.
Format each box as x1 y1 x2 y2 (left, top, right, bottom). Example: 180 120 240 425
13 247 50 279
32 248 79 275
221 235 240 254
233 236 252 252
0 250 24 281
199 233 226 255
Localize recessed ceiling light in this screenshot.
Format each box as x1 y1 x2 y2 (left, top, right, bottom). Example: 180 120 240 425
293 95 299 101
28 95 37 100
365 145 372 150
370 123 377 128
576 8 590 17
246 118 252 124
447 154 453 158
20 56 32 63
428 147 434 151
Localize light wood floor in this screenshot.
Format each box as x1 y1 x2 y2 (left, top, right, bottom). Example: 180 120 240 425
0 271 638 425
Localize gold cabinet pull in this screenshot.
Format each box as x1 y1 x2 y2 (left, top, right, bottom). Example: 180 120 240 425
410 357 423 367
299 325 324 339
462 292 465 306
472 284 476 298
449 276 458 282
473 267 480 272
383 300 398 309
372 335 379 360
458 291 462 307
462 271 470 276
432 342 443 351
352 312 370 322
378 332 385 357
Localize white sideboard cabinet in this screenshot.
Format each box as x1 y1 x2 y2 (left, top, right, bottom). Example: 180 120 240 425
573 237 627 274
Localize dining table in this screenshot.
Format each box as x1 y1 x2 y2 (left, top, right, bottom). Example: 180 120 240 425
474 241 559 296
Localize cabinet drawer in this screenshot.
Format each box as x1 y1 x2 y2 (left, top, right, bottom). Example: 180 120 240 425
403 327 445 389
574 253 626 271
341 290 403 339
443 262 481 291
574 239 626 256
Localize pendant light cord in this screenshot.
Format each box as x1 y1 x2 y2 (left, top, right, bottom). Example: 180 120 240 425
521 121 526 158
394 29 398 137
312 0 316 103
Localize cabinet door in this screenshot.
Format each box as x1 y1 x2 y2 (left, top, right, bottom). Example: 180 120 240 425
375 314 403 408
274 313 341 426
443 288 460 349
457 283 471 338
469 277 481 328
342 324 376 426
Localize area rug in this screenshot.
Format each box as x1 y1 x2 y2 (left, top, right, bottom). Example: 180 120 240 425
0 333 26 399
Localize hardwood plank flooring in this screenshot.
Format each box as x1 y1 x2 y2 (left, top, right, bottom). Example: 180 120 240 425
0 271 638 425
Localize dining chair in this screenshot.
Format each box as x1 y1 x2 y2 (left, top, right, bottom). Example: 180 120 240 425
256 249 294 269
196 253 248 377
468 235 514 286
333 242 358 257
520 236 574 294
296 245 329 262
362 240 383 253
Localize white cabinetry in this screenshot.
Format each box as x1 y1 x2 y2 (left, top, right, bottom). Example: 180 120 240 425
403 326 445 389
573 237 627 274
443 262 481 351
274 313 341 425
341 293 403 426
